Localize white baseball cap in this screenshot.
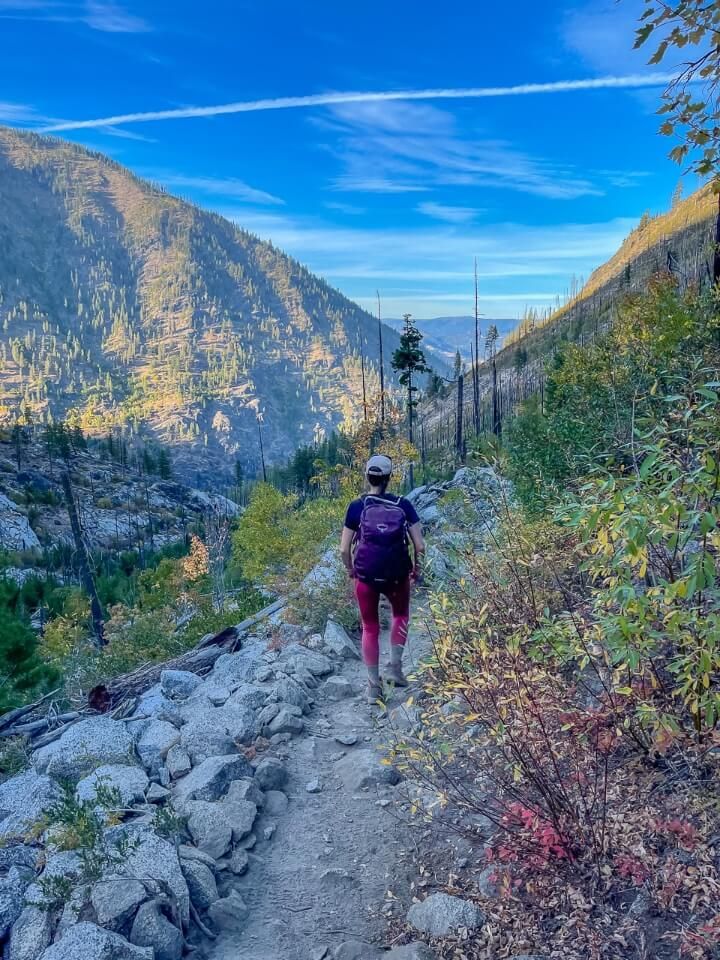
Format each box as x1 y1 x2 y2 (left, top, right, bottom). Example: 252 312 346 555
366 454 393 476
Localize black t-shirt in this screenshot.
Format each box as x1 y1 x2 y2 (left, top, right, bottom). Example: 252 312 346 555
344 493 420 532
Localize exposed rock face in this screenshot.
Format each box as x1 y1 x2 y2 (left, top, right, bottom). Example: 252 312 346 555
0 493 41 551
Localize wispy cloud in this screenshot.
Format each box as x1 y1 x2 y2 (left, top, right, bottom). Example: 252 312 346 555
213 205 638 318
38 72 676 133
323 100 602 200
323 201 366 215
84 1 148 32
147 171 284 206
0 101 44 123
0 0 150 32
417 201 483 223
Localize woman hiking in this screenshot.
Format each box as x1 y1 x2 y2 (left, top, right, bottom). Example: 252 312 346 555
340 454 425 703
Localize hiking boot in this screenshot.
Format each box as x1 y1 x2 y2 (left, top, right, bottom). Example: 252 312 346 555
384 661 408 687
367 680 384 704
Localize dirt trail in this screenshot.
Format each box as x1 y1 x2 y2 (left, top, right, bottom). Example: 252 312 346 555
207 614 431 960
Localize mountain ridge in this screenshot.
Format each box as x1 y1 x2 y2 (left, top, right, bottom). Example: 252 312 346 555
0 126 407 482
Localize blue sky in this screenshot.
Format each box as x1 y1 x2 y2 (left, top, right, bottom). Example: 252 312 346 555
0 0 701 320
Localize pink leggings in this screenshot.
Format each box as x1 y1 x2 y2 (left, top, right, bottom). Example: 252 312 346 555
354 578 411 666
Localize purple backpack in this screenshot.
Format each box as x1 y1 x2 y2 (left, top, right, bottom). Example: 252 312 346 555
353 495 412 584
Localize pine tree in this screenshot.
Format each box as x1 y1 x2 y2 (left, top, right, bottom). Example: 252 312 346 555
391 314 430 488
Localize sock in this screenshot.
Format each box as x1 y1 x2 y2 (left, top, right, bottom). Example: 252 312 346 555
367 664 380 685
390 644 403 667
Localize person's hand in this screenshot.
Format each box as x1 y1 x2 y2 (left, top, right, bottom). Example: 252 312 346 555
411 567 424 588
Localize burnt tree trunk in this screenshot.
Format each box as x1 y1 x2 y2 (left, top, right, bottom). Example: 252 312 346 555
455 372 464 461
61 471 106 649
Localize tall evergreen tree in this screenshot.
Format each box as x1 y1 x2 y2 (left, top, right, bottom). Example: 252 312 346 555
391 314 430 489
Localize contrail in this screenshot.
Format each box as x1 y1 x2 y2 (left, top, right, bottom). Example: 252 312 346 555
40 73 676 133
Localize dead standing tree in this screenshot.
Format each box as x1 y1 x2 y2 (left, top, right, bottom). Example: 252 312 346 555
61 470 106 649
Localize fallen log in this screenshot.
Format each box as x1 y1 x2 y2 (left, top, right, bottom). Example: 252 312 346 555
0 593 292 729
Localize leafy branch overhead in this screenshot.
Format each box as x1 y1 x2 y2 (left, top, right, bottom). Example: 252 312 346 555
636 0 720 180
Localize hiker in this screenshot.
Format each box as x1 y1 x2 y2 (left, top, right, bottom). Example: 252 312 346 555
340 454 425 702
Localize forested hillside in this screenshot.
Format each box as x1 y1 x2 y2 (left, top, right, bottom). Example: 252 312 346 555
0 126 404 482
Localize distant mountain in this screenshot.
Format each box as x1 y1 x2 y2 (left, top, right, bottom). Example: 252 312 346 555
0 126 410 481
387 316 518 366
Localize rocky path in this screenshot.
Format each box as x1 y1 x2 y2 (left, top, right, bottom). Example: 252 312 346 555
207 618 431 960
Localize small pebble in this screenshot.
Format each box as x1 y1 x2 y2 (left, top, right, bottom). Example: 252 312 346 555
306 779 323 794
263 824 276 841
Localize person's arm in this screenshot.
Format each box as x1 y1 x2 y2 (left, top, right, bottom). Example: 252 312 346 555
340 526 356 576
408 522 425 581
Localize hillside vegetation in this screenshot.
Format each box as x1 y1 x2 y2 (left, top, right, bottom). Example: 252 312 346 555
0 126 404 481
389 279 720 959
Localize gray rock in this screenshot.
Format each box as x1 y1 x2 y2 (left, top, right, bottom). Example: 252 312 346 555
266 677 312 713
0 844 40 875
336 749 401 792
220 800 257 841
263 790 289 816
179 716 235 765
0 493 41 551
323 677 354 700
136 721 180 773
200 681 232 706
207 889 248 933
39 922 153 960
279 645 334 677
0 869 25 938
335 733 358 747
129 901 184 960
119 830 190 929
407 893 485 936
333 942 383 960
7 905 53 960
225 778 264 807
510 956 548 960
225 847 249 875
185 802 233 859
254 758 287 792
211 648 262 685
323 621 360 659
386 945 436 960
173 754 254 807
146 784 170 803
306 779 322 794
256 703 281 729
225 684 267 711
268 709 304 737
181 859 218 911
177 845 217 870
475 865 499 898
132 684 178 721
0 770 61 840
34 718 135 781
76 765 149 808
91 877 147 929
165 744 191 781
160 670 203 701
